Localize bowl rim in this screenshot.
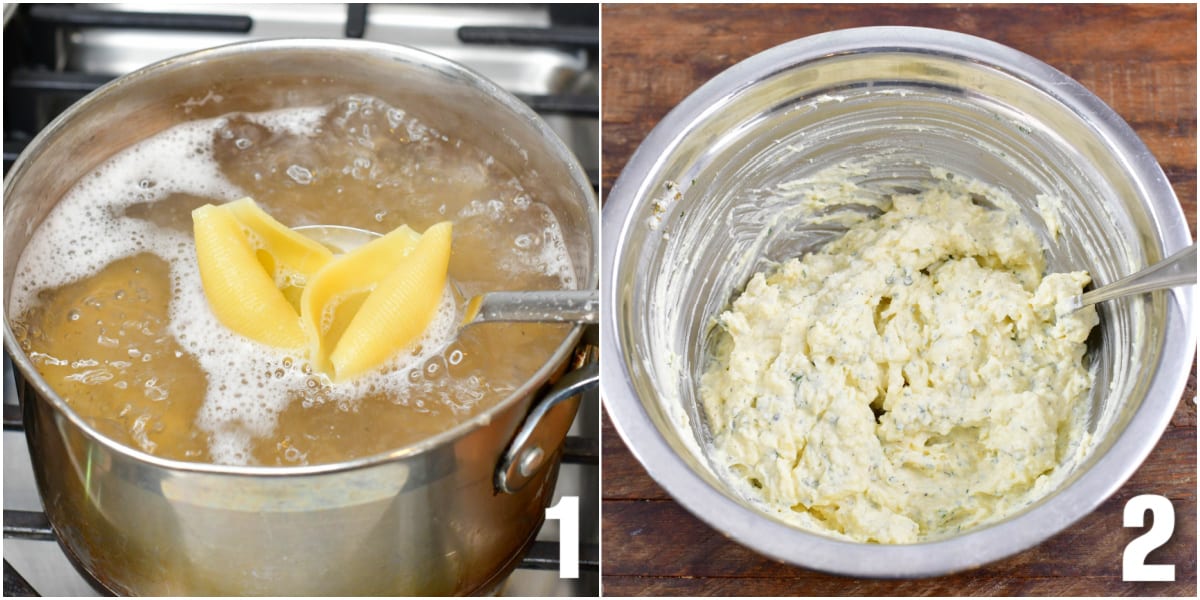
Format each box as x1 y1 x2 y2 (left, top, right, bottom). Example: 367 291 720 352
600 25 1195 577
2 37 599 477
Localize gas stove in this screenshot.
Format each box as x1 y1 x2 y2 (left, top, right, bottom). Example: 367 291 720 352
2 3 599 596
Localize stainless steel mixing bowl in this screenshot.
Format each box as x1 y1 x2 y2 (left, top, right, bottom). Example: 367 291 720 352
601 26 1194 577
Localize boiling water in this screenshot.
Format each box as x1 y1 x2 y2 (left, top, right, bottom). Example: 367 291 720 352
9 94 578 466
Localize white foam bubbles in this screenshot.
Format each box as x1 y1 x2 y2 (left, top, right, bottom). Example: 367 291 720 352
530 204 579 290
455 196 579 290
245 106 326 137
10 120 242 317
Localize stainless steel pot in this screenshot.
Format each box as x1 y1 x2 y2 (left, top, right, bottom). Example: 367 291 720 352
602 26 1194 577
3 39 598 595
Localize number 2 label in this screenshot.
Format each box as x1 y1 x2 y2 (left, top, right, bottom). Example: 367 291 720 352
1122 494 1175 582
546 495 580 579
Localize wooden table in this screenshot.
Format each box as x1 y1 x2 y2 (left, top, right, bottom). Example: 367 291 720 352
600 4 1196 596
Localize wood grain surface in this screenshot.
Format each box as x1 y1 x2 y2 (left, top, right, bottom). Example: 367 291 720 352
600 3 1196 596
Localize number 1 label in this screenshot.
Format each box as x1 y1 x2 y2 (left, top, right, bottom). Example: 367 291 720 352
546 495 580 579
1122 494 1175 582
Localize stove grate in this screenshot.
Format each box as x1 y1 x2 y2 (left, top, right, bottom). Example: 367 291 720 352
4 560 40 598
28 4 254 33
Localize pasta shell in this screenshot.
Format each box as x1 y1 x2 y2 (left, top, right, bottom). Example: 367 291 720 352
223 197 335 309
298 224 426 376
328 222 453 381
192 203 314 349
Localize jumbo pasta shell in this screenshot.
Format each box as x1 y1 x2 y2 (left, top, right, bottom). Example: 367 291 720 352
329 222 453 381
224 197 334 308
298 224 425 376
192 203 310 349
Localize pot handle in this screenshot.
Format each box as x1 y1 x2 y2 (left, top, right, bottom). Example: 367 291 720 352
495 350 598 494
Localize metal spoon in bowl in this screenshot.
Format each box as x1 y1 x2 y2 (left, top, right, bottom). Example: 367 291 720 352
293 224 598 327
1065 243 1196 312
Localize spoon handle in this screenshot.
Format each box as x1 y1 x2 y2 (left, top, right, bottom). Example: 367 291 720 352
463 290 599 326
1077 243 1196 308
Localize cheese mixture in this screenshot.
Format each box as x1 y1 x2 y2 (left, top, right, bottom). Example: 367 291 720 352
698 170 1099 543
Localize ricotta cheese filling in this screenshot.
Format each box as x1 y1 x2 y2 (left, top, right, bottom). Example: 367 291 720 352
699 170 1099 543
